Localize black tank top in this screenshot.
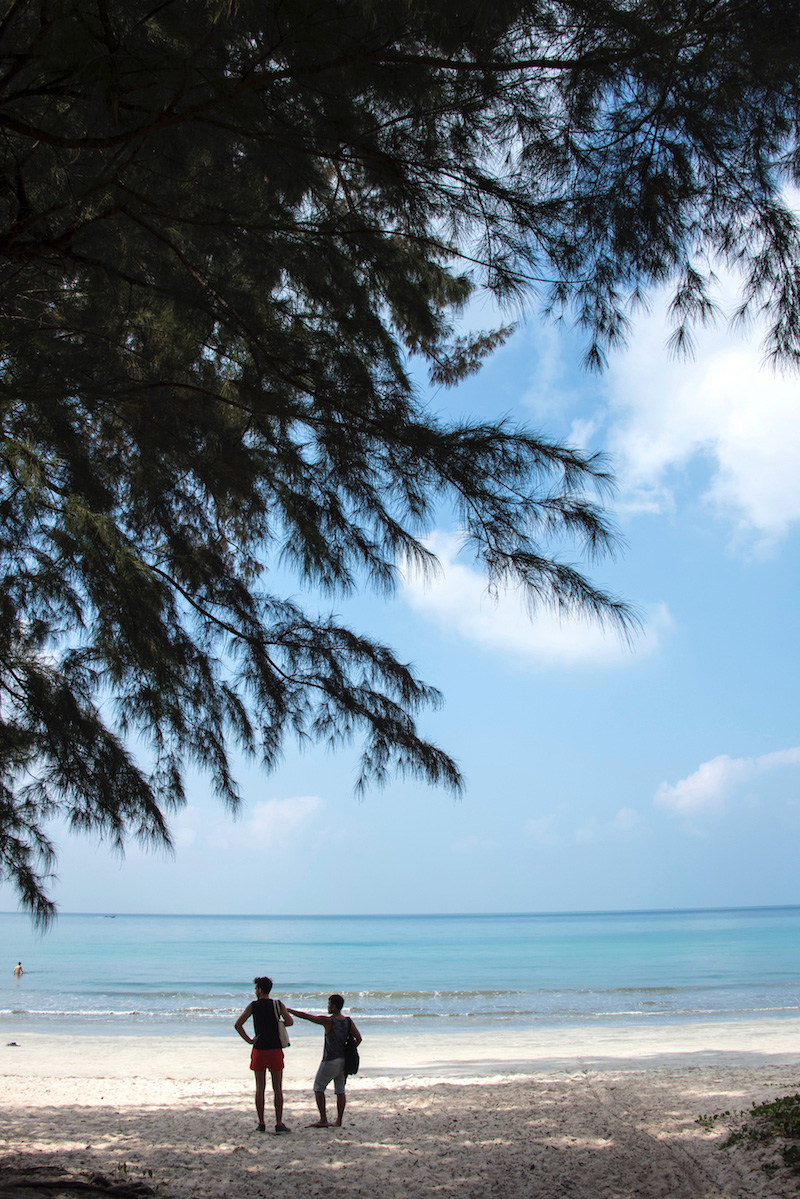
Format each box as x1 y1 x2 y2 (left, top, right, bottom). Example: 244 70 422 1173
252 997 281 1050
323 1015 350 1061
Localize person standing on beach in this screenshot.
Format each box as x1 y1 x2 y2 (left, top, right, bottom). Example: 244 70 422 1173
13 962 23 976
285 994 362 1128
234 976 293 1134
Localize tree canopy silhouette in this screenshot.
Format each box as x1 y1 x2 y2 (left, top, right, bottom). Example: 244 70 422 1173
2 0 799 921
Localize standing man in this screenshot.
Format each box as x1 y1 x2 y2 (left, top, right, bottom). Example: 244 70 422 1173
234 976 293 1134
286 994 362 1127
13 962 23 976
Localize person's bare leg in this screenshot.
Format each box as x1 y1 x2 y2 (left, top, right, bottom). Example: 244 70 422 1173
271 1069 289 1131
254 1071 266 1129
334 1092 346 1126
308 1089 329 1127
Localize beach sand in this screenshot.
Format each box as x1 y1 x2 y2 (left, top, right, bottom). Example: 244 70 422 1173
3 1021 800 1198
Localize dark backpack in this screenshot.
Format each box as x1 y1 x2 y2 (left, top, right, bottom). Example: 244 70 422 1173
343 1018 360 1076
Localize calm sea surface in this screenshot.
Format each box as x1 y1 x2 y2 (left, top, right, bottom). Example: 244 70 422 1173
1 907 799 1037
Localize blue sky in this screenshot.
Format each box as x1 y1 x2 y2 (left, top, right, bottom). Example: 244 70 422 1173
3 280 800 918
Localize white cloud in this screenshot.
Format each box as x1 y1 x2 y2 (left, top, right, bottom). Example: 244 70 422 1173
604 289 800 544
211 795 324 851
655 748 800 815
402 532 672 668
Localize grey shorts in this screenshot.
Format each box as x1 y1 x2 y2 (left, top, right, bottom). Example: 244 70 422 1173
313 1057 346 1095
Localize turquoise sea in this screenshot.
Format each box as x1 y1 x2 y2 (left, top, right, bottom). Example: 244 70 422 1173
1 907 799 1038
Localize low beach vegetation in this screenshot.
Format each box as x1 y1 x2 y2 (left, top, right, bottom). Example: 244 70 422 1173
697 1090 800 1178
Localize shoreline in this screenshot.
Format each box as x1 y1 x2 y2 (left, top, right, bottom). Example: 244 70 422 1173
3 1016 800 1080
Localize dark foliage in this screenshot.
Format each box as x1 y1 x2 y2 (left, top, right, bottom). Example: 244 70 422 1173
3 0 799 919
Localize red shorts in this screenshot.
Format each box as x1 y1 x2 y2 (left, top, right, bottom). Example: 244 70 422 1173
250 1046 284 1074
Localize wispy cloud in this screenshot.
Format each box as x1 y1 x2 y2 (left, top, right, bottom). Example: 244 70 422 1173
655 749 800 815
452 834 497 853
524 813 560 845
173 795 324 852
525 806 643 846
402 532 672 668
613 807 641 833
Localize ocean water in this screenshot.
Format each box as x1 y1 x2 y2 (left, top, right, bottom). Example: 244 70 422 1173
1 907 799 1038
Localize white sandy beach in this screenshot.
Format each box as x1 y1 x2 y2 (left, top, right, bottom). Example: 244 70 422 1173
3 1020 800 1198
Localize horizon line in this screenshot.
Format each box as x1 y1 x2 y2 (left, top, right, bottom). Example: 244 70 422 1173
2 902 799 920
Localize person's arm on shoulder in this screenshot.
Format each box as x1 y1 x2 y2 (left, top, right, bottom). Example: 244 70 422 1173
234 1001 255 1043
278 1000 294 1026
285 1007 330 1026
